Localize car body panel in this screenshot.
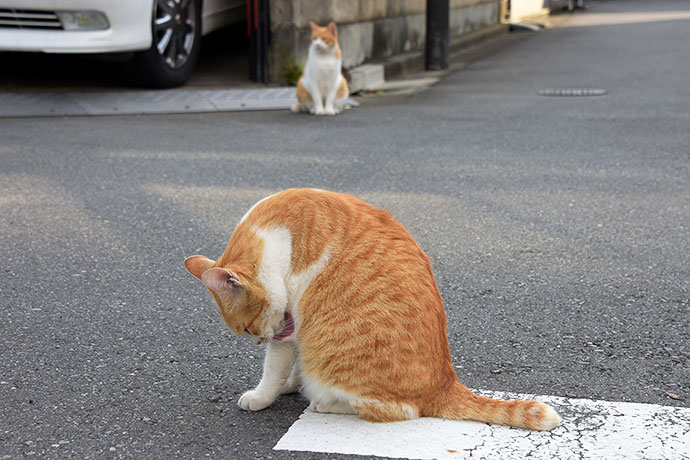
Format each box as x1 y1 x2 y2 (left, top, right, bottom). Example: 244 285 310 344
202 0 244 35
0 0 244 53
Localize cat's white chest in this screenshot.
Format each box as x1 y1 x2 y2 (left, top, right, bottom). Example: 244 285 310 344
304 53 340 93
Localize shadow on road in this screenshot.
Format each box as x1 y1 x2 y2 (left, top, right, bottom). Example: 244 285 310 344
0 23 253 92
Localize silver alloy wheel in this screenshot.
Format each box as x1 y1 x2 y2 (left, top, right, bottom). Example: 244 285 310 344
153 0 197 70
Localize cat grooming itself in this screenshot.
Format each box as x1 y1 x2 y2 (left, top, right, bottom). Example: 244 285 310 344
185 189 561 430
292 21 349 116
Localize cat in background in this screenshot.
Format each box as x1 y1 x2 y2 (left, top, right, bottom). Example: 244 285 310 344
292 21 349 116
185 189 562 431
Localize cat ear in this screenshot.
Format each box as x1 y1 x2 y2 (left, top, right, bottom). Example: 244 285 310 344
201 268 244 298
184 255 215 280
327 21 337 36
310 20 318 31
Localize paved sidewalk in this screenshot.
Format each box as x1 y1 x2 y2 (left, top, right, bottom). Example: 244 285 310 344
0 25 512 118
0 87 363 118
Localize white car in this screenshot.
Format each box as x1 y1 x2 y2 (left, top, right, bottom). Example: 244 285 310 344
0 0 244 87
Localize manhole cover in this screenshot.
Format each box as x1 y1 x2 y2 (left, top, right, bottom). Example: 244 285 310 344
537 88 608 97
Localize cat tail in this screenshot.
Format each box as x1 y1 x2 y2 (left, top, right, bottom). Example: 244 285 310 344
431 382 561 431
341 67 352 84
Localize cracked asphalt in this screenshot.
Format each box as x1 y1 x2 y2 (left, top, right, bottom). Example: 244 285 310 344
1 0 689 458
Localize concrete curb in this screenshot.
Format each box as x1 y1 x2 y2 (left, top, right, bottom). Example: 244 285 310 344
347 23 509 93
0 88 359 118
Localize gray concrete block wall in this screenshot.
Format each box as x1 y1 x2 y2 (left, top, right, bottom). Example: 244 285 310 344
271 0 427 30
339 13 427 69
269 0 501 82
450 1 500 35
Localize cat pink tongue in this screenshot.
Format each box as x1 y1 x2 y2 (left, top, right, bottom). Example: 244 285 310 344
272 312 294 341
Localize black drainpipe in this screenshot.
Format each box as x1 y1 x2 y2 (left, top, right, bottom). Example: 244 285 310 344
247 0 269 82
426 0 450 71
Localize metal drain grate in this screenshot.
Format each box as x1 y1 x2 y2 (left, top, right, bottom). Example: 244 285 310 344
537 88 608 97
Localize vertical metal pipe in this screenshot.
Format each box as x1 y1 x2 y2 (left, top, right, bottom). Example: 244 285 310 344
426 0 450 71
248 0 269 83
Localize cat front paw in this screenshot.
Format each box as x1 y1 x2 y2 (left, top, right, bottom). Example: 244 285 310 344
314 107 326 116
238 390 274 411
324 107 336 116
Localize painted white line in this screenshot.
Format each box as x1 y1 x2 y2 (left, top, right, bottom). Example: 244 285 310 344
274 390 690 459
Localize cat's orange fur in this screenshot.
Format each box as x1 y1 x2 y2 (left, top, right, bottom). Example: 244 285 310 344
185 189 561 430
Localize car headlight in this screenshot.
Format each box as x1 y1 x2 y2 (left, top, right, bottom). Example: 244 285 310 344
56 11 109 30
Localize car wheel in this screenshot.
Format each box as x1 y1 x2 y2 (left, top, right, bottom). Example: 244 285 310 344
132 0 202 88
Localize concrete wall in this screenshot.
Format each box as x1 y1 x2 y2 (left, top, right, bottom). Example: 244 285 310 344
269 0 501 82
450 1 501 36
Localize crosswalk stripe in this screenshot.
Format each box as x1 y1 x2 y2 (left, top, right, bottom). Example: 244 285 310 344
274 389 690 459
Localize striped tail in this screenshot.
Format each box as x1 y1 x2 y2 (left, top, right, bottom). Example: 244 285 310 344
431 382 562 431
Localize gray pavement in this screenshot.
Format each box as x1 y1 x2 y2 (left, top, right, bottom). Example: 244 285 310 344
0 87 341 118
1 0 689 458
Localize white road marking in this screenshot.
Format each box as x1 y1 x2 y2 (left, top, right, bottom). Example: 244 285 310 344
274 389 690 459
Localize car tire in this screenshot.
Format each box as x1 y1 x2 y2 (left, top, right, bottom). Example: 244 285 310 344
132 0 202 88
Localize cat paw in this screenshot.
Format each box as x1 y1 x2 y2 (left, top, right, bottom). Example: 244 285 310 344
314 107 326 116
237 390 273 411
324 107 336 116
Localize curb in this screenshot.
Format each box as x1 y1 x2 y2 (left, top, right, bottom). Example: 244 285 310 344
348 23 509 93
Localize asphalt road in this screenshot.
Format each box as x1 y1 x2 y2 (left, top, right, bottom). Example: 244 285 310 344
1 0 689 458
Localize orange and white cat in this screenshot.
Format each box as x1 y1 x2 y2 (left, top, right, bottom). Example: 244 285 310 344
185 189 561 430
292 21 349 116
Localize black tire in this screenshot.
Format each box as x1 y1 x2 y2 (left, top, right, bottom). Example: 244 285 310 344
132 0 202 88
